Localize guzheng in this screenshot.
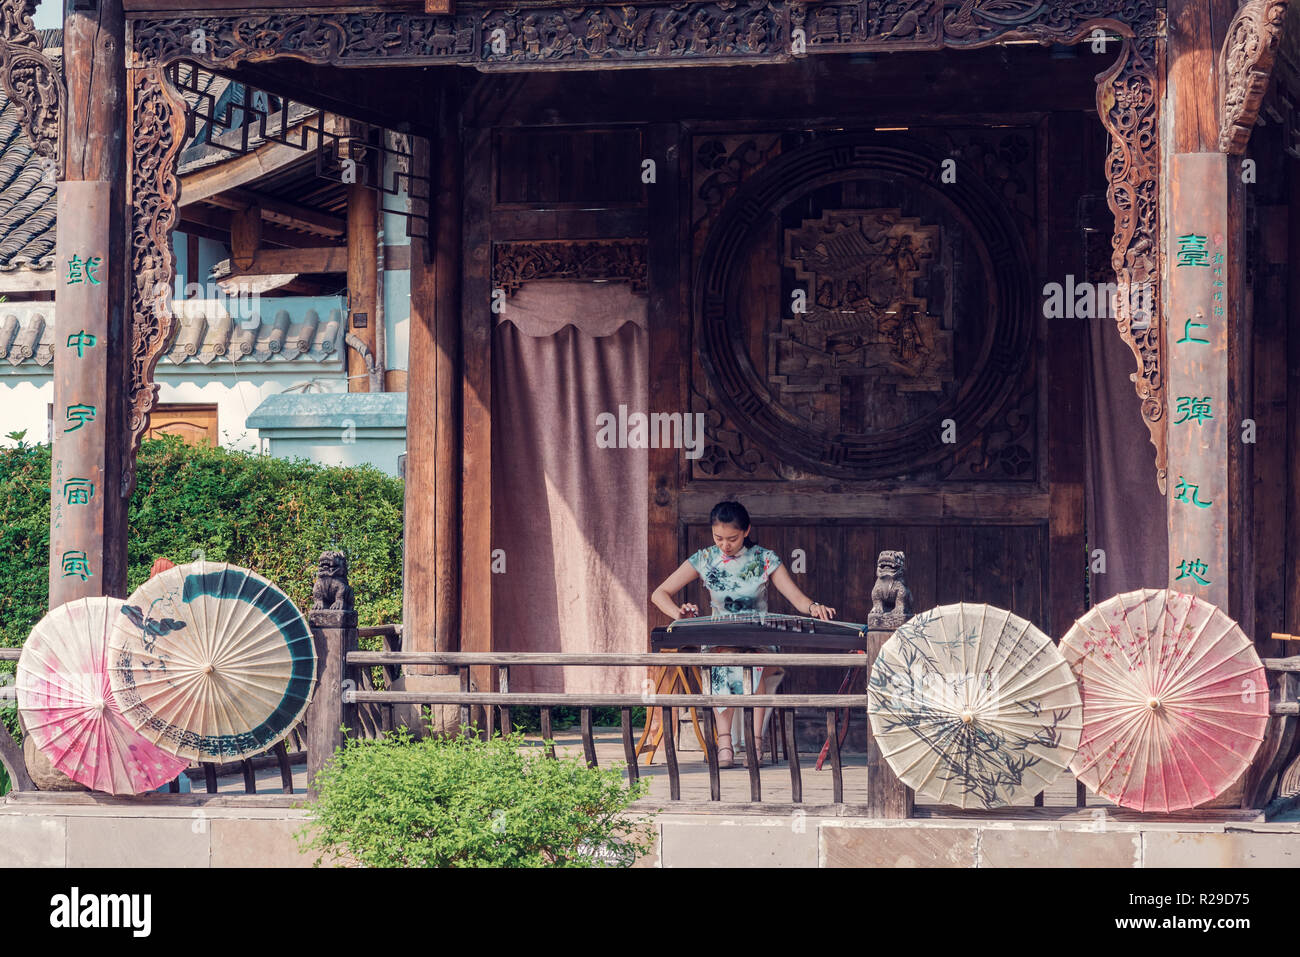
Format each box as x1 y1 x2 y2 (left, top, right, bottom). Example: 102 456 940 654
651 612 868 651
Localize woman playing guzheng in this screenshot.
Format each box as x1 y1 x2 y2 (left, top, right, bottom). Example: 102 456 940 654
650 500 836 768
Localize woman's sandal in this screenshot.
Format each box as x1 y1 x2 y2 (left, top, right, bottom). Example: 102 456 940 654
716 732 734 769
745 732 765 768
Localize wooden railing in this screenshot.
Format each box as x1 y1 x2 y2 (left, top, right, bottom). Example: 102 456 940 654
2 623 1299 816
341 649 870 805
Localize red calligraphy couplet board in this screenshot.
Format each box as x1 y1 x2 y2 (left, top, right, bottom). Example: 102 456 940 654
49 182 110 609
1166 154 1228 607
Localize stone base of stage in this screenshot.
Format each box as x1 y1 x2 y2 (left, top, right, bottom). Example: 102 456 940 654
1 791 1298 868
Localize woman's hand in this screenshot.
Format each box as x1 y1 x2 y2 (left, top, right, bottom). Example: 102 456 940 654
809 601 837 621
677 603 700 619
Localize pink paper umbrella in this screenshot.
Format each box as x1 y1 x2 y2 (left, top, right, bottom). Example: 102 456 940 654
17 598 190 795
1060 589 1269 812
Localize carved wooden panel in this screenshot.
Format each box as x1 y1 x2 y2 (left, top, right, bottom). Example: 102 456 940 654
128 2 1159 74
691 128 1037 483
1097 36 1164 491
0 0 63 178
1220 0 1290 155
492 239 648 293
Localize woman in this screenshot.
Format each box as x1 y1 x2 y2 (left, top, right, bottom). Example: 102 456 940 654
650 501 836 768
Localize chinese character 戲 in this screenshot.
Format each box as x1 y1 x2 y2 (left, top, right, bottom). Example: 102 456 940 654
66 254 102 286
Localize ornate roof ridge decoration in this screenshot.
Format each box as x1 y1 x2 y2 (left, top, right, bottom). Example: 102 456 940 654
1220 0 1291 154
125 0 1168 487
0 0 63 179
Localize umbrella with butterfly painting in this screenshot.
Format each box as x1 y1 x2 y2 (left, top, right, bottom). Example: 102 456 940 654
867 603 1082 809
16 598 190 794
108 561 317 763
1061 588 1269 812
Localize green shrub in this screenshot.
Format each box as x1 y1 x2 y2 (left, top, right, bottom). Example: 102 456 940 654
298 727 653 868
0 433 406 743
510 706 647 733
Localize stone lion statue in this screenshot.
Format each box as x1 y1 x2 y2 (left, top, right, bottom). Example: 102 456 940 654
868 549 912 629
312 550 354 611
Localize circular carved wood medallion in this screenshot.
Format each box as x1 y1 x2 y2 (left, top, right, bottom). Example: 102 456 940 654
695 133 1033 479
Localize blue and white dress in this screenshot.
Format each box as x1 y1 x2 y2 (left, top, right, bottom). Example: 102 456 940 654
687 544 782 695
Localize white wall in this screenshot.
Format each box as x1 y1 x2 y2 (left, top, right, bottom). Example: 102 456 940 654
154 369 347 452
0 379 53 445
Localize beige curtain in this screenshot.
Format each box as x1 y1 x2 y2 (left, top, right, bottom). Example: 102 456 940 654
491 281 648 693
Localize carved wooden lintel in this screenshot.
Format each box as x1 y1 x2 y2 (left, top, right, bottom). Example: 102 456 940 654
1220 0 1291 154
492 240 648 294
0 0 63 180
128 3 1158 74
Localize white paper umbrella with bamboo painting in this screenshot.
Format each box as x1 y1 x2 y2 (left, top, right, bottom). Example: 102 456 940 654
108 562 317 763
1060 589 1268 812
867 603 1082 809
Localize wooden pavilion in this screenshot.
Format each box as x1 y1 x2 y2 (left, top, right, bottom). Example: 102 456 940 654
8 1 1300 777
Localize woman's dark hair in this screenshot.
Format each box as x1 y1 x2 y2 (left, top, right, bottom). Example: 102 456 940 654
710 500 755 549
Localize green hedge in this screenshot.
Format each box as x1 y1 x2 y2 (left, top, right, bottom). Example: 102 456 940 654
0 433 405 745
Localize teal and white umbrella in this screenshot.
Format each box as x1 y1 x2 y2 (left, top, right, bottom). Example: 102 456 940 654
108 562 317 763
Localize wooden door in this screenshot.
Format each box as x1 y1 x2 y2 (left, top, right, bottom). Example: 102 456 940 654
145 404 218 446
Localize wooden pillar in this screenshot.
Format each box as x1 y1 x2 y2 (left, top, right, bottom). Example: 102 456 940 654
1163 0 1240 608
49 0 129 606
347 183 379 392
864 628 913 818
645 124 684 627
461 111 492 701
305 607 355 796
404 87 463 678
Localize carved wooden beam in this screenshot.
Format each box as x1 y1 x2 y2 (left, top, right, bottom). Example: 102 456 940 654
1096 35 1166 492
127 3 1159 73
0 0 64 179
1220 0 1291 154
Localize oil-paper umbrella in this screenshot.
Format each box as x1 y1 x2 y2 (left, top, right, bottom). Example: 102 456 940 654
17 598 190 794
1061 588 1268 812
867 603 1082 809
108 561 317 763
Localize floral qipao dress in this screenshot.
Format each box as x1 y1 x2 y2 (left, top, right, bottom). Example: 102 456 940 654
687 544 782 695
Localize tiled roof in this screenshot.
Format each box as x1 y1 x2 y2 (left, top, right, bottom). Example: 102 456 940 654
0 37 325 274
0 300 344 369
0 29 60 273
